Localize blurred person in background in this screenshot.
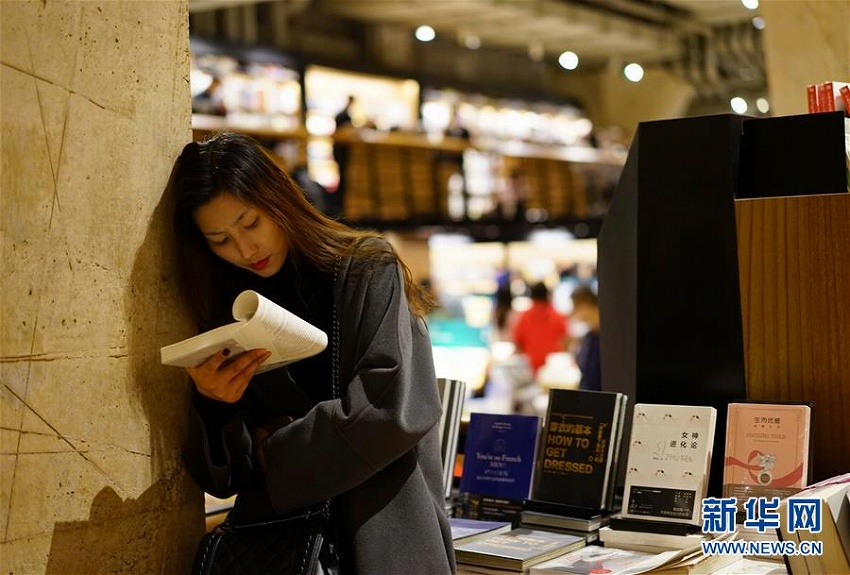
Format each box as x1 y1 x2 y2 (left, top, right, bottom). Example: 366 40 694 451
492 284 518 343
192 75 227 116
570 284 601 391
331 95 357 218
512 282 568 375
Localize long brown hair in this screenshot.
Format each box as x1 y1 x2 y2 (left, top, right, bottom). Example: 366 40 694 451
164 132 433 324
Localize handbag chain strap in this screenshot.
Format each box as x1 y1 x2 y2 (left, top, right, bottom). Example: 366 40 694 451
331 255 341 401
318 255 343 522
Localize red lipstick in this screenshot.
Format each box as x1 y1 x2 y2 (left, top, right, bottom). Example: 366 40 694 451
249 257 270 271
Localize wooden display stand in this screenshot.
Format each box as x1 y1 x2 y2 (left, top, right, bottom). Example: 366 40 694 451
735 193 850 480
598 112 848 492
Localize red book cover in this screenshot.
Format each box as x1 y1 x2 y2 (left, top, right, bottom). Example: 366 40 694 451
840 84 850 114
807 84 819 113
723 402 811 504
820 81 836 112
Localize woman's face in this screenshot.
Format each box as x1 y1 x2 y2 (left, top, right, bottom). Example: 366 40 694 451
193 192 289 277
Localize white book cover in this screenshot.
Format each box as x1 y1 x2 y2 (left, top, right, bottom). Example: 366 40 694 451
160 290 327 373
621 403 717 525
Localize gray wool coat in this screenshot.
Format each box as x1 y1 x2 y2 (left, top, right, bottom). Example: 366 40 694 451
183 241 456 575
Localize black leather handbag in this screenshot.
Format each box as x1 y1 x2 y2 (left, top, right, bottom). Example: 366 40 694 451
192 503 329 575
192 260 343 575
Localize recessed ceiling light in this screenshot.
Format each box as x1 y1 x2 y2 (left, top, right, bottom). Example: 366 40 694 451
415 25 436 42
623 63 644 82
559 51 579 70
731 97 748 114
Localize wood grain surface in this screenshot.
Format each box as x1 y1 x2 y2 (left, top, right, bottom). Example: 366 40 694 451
735 193 850 481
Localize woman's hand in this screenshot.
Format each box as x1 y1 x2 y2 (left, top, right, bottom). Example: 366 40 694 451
187 348 272 403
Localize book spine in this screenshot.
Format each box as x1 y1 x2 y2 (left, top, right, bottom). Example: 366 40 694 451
840 85 850 116
807 84 819 113
821 82 836 112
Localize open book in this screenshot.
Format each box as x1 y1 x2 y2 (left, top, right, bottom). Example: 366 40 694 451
160 290 328 374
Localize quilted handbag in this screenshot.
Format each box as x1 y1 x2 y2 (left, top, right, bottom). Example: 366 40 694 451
191 504 328 575
192 258 343 575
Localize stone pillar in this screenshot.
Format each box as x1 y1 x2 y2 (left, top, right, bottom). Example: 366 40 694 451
760 0 850 116
1 2 201 574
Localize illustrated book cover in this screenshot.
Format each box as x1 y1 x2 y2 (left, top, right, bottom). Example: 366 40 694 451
621 404 717 525
723 402 812 504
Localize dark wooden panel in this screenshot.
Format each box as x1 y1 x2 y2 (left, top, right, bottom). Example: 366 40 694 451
736 193 850 481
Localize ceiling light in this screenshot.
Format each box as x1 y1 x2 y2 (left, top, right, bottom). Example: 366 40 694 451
752 16 765 30
730 97 748 114
558 51 579 70
623 63 644 82
415 25 436 42
756 97 770 113
741 0 758 9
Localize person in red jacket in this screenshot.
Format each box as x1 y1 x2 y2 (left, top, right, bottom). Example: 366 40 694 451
512 282 569 374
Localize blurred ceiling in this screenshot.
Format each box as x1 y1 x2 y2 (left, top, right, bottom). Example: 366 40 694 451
189 0 766 99
317 0 759 64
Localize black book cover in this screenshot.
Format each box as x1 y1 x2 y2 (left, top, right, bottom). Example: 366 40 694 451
523 499 607 521
608 514 701 536
532 389 623 510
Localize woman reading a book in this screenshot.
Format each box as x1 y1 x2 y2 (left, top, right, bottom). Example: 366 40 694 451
165 132 455 575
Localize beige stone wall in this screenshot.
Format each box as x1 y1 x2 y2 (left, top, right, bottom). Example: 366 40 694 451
1 2 202 573
761 0 850 116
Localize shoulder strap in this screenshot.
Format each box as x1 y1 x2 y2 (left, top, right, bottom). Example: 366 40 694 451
331 256 341 401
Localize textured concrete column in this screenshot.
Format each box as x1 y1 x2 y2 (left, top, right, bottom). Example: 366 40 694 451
760 0 850 116
1 2 201 573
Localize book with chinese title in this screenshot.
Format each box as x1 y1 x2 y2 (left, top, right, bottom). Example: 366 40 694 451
530 389 627 512
723 402 812 505
621 404 717 526
459 413 540 501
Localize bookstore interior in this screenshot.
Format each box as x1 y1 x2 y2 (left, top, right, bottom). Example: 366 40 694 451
188 2 850 574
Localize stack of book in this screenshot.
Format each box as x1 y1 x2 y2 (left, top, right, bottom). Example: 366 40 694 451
777 473 850 575
528 544 708 575
594 403 759 574
521 389 627 542
807 81 850 115
450 517 513 546
454 527 586 574
520 501 610 544
599 519 709 554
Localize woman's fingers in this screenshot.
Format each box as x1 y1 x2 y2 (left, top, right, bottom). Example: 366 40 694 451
187 348 271 403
